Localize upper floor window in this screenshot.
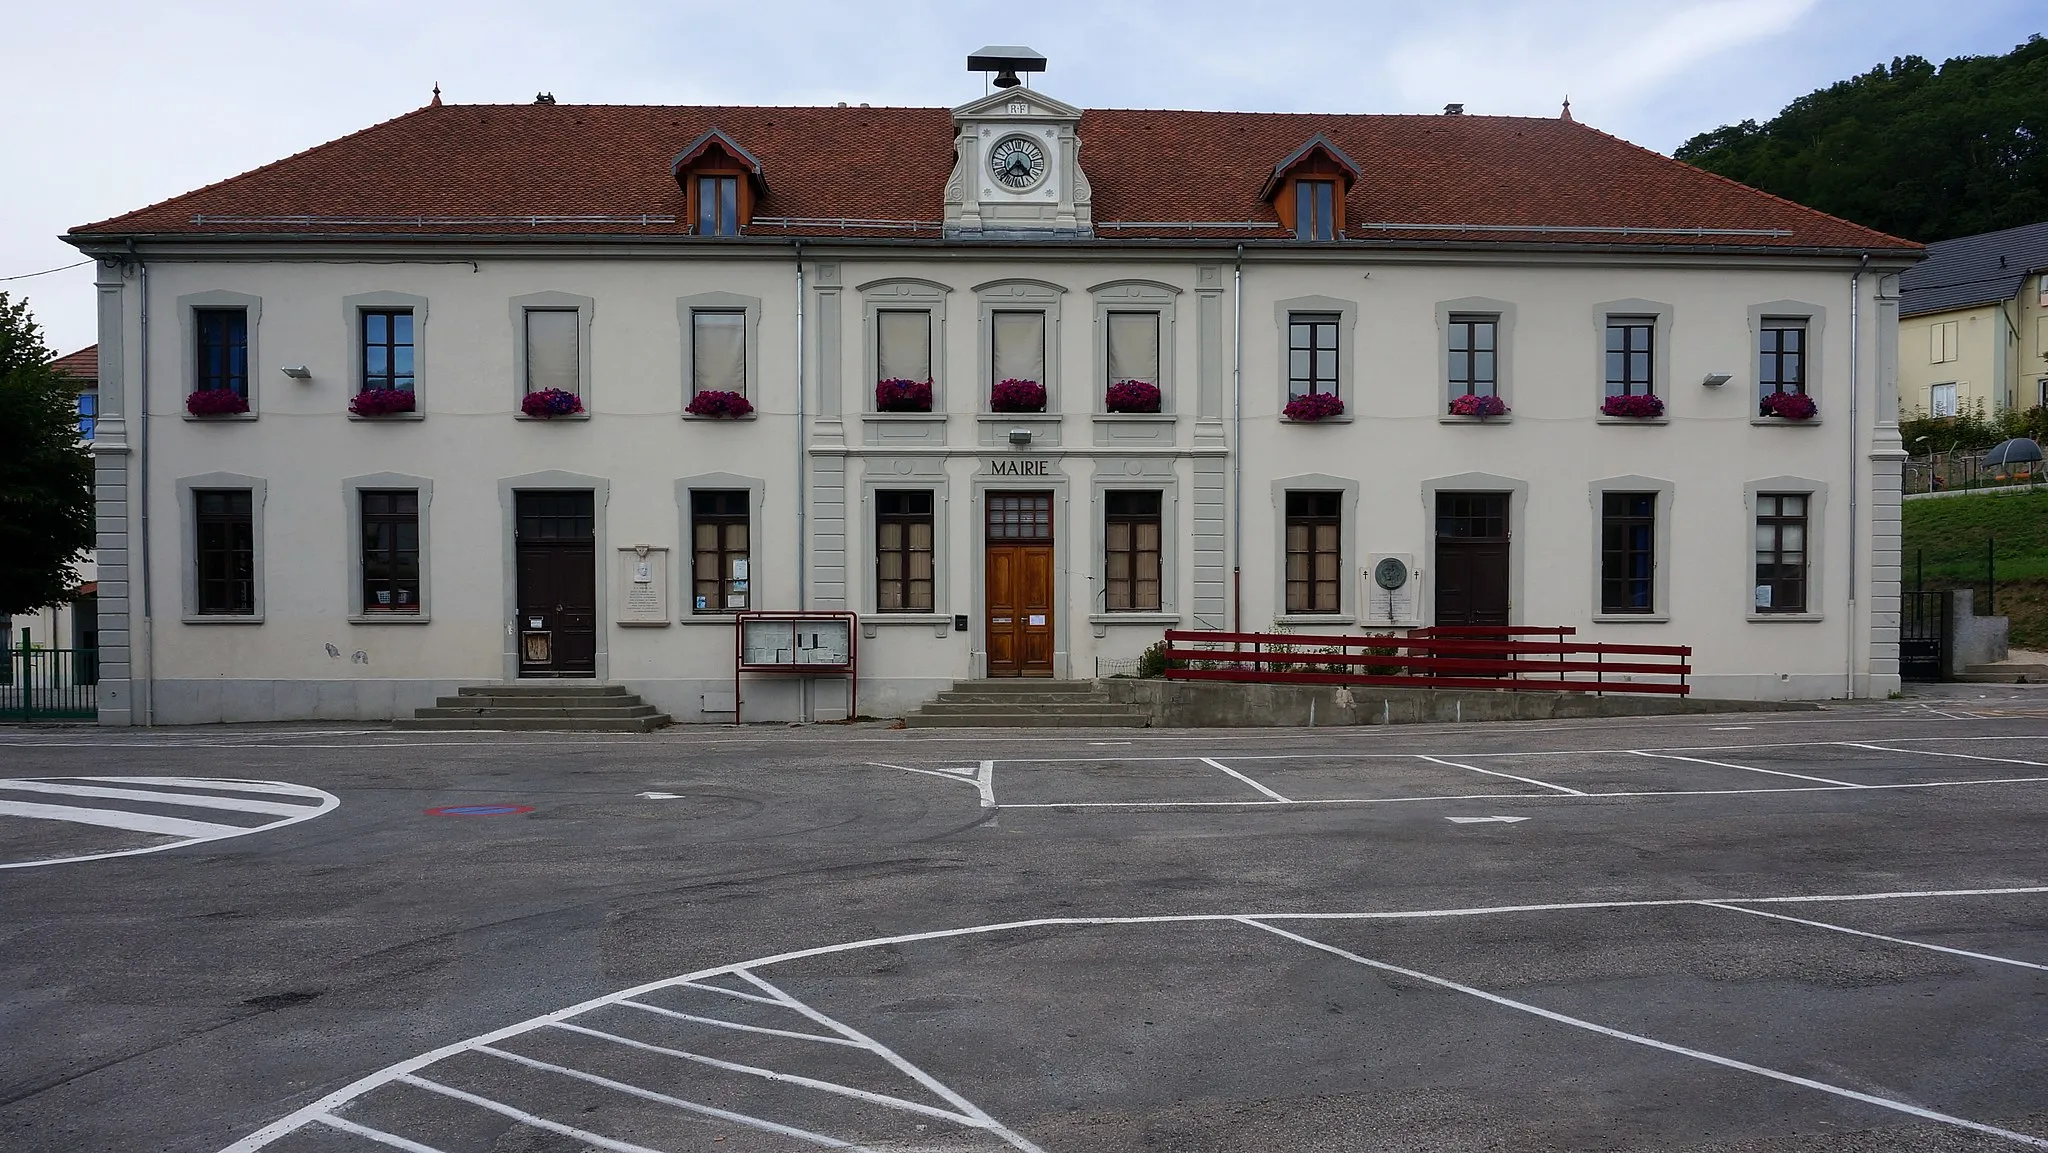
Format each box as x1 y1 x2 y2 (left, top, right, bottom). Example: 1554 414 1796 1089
1106 311 1160 388
991 310 1046 408
1295 180 1336 241
195 308 248 396
195 489 255 615
1287 313 1340 398
76 391 96 441
1930 320 1959 364
691 310 746 397
361 310 415 393
524 309 581 396
1759 319 1806 399
1604 317 1655 397
878 310 932 385
698 175 739 236
1448 315 1498 397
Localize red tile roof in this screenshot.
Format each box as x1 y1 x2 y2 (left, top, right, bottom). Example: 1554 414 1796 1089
49 345 96 385
70 103 1915 252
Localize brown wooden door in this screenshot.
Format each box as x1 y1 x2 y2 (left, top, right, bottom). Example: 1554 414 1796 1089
1434 492 1510 627
986 492 1055 677
514 491 597 677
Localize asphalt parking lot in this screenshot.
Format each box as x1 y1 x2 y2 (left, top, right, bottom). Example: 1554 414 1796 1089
1 700 2045 1152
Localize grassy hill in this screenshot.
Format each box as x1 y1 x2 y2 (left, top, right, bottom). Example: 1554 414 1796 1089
1900 488 2048 647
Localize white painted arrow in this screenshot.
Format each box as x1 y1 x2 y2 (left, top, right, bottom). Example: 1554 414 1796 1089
638 791 684 800
1445 815 1530 824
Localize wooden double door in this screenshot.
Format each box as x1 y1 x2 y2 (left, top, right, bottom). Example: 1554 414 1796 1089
1434 492 1511 627
985 492 1055 677
514 491 597 677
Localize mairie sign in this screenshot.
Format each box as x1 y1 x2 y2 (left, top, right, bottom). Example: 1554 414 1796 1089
985 458 1052 476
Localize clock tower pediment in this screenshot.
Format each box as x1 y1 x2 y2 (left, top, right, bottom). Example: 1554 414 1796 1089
945 88 1092 238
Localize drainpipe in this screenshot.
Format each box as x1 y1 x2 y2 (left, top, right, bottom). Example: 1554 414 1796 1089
134 248 154 726
1846 252 1868 700
1231 243 1244 635
795 240 806 610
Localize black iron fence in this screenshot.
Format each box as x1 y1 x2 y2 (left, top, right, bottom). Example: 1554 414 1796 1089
2 641 99 721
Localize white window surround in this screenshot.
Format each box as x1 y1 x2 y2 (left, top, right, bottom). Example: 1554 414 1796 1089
976 279 1065 414
859 278 950 415
1593 298 1674 424
677 291 763 418
1274 295 1357 422
343 292 428 421
177 290 261 422
343 473 433 623
1089 469 1180 626
1271 473 1359 624
1436 297 1516 422
1745 477 1828 622
177 472 266 624
510 291 596 419
1749 300 1827 426
1091 280 1180 416
675 473 766 623
1587 475 1675 624
856 479 953 626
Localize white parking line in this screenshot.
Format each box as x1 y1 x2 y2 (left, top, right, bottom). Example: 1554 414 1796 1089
1414 754 1585 796
310 1114 448 1152
999 774 2048 809
395 1073 691 1153
866 760 998 807
1238 918 2048 1150
1630 750 1864 788
1843 742 2048 768
1200 757 1292 802
618 998 864 1047
1701 902 2048 972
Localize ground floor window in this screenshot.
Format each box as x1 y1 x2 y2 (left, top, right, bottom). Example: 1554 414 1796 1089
196 489 255 614
1755 493 1808 613
1600 492 1656 613
692 490 749 613
360 490 420 612
1104 491 1162 611
1284 491 1341 613
875 490 934 612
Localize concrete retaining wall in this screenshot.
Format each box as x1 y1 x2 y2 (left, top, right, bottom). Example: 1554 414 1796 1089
1947 588 2009 677
1101 678 1817 727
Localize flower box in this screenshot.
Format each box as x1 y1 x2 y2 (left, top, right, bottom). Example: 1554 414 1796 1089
685 389 755 418
350 388 416 417
521 388 585 418
1283 392 1345 422
875 378 934 412
1600 393 1664 419
186 388 250 416
1759 391 1817 420
1105 380 1162 414
990 378 1046 413
1448 393 1509 418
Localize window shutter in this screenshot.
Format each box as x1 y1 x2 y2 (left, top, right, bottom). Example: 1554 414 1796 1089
992 311 1045 383
1107 313 1160 385
525 310 580 394
692 311 746 394
878 311 930 382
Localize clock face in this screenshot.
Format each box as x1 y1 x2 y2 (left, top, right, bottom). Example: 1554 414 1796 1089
988 135 1048 190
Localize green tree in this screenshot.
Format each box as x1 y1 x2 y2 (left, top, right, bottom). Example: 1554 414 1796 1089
1675 35 2048 243
0 293 94 617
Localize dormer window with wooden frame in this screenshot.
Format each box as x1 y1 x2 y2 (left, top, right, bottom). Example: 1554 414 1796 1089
1262 133 1360 243
671 129 767 237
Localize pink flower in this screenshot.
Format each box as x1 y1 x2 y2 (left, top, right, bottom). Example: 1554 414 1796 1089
349 388 416 417
990 378 1046 413
1283 392 1345 421
1448 393 1508 418
875 378 934 412
186 389 250 416
1105 380 1162 413
1759 391 1817 420
521 388 584 418
1600 393 1664 419
685 390 755 418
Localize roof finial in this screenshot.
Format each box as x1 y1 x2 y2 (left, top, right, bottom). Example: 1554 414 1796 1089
1560 95 1573 122
430 82 442 107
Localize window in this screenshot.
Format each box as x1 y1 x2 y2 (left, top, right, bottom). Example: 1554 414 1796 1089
360 490 420 613
1106 312 1160 387
195 489 255 615
1284 491 1341 613
691 310 746 397
991 311 1046 388
1105 491 1162 612
1295 180 1336 241
361 310 415 393
76 391 96 441
875 491 934 613
1604 318 1655 397
691 490 749 613
1931 382 1958 417
1759 319 1806 399
697 175 739 236
195 308 248 396
1287 313 1339 398
1930 320 1959 364
524 309 581 395
877 310 931 383
1448 314 1498 397
1600 492 1656 614
1754 493 1808 614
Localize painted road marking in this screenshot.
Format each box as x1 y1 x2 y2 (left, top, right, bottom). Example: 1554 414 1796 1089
1200 757 1292 802
1239 917 2048 1150
1631 750 1865 787
1414 754 1585 795
1702 902 2048 973
423 804 533 817
637 791 684 800
999 774 2048 810
867 760 998 807
218 884 2048 1152
1445 815 1530 824
0 777 338 870
1843 742 2048 768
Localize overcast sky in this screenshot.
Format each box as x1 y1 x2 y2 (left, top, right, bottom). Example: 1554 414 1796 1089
5 0 2040 355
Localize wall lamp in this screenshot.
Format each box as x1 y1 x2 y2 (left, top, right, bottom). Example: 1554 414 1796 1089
281 365 312 380
1701 372 1732 387
1007 428 1033 444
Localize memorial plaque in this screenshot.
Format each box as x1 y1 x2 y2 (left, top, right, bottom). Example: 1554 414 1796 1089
615 546 671 626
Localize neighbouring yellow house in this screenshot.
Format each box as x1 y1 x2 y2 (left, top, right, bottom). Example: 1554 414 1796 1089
1900 221 2048 417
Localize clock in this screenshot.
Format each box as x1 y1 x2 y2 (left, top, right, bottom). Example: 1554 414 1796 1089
988 134 1047 191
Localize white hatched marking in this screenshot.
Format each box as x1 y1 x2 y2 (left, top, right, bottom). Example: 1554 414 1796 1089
0 777 340 869
310 1114 449 1152
0 799 245 839
84 776 332 797
396 1074 677 1153
0 779 316 816
618 999 863 1046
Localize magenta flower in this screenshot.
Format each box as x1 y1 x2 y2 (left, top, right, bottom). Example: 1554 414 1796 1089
1283 392 1345 421
990 378 1046 413
1759 391 1817 420
1448 393 1508 418
1601 393 1664 419
1105 380 1163 413
685 390 755 418
349 388 416 417
521 388 585 418
875 378 934 412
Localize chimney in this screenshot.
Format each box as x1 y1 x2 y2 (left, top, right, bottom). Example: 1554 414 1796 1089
1444 103 1464 115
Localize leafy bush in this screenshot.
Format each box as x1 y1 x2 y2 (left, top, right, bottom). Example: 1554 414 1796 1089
990 378 1046 413
685 389 755 418
186 388 250 416
1601 393 1664 419
1137 639 1175 678
1283 392 1345 421
1105 380 1162 413
875 378 933 412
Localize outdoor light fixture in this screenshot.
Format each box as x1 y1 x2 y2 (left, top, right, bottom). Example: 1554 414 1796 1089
1701 372 1731 387
1008 428 1033 444
281 365 312 380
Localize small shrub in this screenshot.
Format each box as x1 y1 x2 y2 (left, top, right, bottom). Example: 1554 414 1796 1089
1137 640 1176 678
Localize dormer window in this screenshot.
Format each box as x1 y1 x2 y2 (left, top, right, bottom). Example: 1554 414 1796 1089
1261 133 1360 243
1296 180 1336 241
697 176 739 236
671 129 766 237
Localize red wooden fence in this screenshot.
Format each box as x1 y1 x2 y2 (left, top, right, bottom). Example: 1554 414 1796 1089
1160 627 1691 696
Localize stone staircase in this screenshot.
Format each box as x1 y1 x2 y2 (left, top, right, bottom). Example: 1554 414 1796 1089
396 683 671 732
902 679 1151 728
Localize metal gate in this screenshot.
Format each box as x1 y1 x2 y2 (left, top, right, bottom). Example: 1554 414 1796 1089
1 643 100 721
1900 590 1944 682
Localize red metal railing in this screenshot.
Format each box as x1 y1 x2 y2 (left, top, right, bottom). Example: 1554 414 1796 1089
1161 628 1691 696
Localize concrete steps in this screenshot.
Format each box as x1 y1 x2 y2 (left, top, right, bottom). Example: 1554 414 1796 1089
396 683 671 732
1958 663 2048 684
903 679 1150 728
